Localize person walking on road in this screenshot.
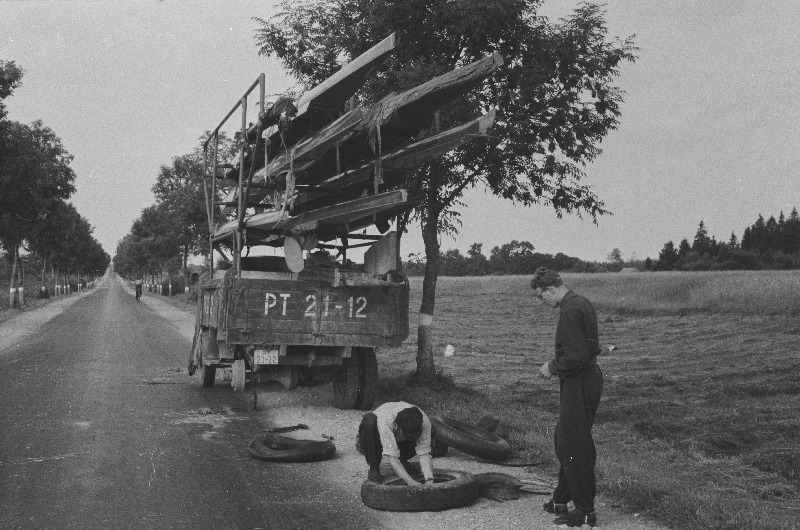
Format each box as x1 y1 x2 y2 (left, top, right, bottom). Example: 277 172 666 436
531 267 603 528
356 401 436 486
134 277 143 301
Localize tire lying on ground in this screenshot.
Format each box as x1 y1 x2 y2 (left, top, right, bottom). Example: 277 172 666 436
430 416 513 462
361 469 478 512
474 472 525 502
248 432 336 463
474 472 524 488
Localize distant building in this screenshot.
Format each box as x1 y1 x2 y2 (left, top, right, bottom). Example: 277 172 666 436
619 267 638 273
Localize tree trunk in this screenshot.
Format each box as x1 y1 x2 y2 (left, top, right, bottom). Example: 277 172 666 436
41 257 48 297
415 201 440 386
17 246 24 304
9 242 19 308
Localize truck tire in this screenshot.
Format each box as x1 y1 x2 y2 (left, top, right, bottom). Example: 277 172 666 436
195 330 216 387
248 433 336 463
430 416 513 462
360 469 478 512
199 363 216 387
356 347 378 410
332 347 377 410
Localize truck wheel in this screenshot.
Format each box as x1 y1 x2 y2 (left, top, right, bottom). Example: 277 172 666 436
360 469 478 512
332 347 377 410
430 415 513 462
199 363 216 387
356 347 378 410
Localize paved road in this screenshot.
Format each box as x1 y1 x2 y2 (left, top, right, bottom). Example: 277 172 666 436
0 277 381 530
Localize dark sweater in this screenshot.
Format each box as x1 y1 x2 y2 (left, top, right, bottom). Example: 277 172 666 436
548 291 601 377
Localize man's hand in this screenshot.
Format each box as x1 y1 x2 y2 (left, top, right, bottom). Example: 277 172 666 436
538 362 552 380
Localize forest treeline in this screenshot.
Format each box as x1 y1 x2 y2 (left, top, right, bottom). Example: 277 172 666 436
1 60 110 307
404 210 800 276
654 211 800 271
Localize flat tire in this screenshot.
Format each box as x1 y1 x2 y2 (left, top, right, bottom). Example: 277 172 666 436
360 469 478 512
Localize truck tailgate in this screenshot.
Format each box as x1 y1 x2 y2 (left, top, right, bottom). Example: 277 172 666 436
224 278 409 347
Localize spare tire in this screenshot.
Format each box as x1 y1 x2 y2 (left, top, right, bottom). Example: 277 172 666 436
430 416 513 462
361 469 478 512
248 433 336 463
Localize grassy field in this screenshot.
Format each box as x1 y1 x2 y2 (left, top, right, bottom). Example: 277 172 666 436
377 271 800 530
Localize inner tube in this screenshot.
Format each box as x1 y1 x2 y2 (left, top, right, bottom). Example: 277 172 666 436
248 432 336 463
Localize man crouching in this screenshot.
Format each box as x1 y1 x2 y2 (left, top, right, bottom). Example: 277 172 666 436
357 401 435 485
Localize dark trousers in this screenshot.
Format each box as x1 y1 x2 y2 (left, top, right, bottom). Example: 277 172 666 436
553 364 603 513
357 413 416 469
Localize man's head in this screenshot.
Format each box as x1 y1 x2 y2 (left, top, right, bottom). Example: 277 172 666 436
395 406 423 440
530 267 567 308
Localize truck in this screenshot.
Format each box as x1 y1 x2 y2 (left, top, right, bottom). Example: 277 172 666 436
187 35 500 409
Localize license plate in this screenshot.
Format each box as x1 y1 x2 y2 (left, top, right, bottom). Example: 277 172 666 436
254 349 279 365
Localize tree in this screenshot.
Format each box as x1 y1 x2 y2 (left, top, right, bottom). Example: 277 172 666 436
490 240 537 274
152 132 238 270
0 60 24 121
607 247 623 264
0 120 76 306
132 203 182 279
657 241 678 270
465 242 489 275
692 220 711 255
786 208 800 254
27 200 76 289
677 238 691 258
751 214 767 251
254 0 636 384
152 152 208 270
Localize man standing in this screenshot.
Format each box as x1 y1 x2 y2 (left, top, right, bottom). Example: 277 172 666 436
134 277 143 301
356 401 436 486
531 267 603 528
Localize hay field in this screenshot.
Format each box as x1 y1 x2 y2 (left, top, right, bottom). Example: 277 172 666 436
378 270 800 529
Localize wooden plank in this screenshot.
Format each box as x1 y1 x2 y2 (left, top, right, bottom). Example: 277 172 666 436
298 110 496 204
229 107 493 215
296 34 396 115
225 34 396 182
213 189 409 241
250 53 503 189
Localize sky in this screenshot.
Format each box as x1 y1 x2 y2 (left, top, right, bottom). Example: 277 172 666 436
3 0 800 263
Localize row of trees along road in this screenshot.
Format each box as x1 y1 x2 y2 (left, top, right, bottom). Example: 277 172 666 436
112 133 238 284
256 0 636 385
0 60 110 308
655 212 800 271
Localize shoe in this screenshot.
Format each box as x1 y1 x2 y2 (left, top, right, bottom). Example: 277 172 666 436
543 499 568 515
367 468 382 483
553 509 597 527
